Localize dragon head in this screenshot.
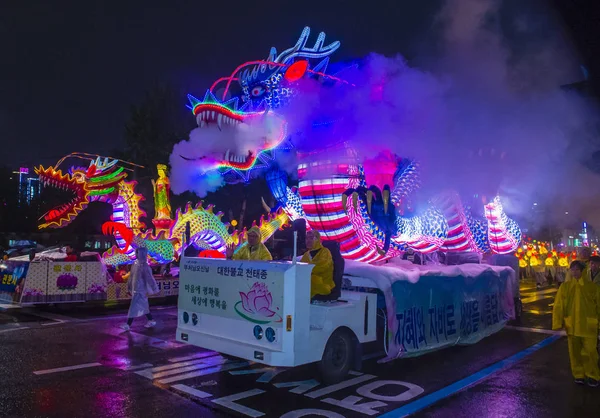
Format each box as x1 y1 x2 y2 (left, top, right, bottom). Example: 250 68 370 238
181 90 290 183
35 155 129 229
178 27 343 183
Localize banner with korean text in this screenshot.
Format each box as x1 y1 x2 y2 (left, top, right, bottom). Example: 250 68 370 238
390 269 515 358
178 258 289 328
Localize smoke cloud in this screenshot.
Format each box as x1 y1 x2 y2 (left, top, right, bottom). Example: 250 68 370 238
170 0 600 230
169 114 284 196
281 0 600 229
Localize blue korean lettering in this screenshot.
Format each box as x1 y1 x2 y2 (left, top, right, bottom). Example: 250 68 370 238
437 305 446 340
460 301 472 337
446 304 456 336
404 309 416 350
472 300 480 333
428 307 439 343
415 306 426 348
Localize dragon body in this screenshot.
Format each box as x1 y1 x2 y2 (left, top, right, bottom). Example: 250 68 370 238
175 27 522 262
36 155 288 266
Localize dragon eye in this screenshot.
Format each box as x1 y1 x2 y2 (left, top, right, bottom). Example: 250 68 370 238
251 86 265 97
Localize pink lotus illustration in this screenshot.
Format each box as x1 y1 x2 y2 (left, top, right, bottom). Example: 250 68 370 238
240 282 275 318
57 273 78 290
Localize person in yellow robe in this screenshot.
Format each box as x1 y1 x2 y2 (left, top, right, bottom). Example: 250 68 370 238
552 260 600 386
226 226 272 261
301 230 335 299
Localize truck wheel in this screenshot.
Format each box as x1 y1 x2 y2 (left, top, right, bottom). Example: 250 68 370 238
319 329 355 385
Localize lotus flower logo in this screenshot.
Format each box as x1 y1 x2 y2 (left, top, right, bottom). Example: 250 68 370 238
234 282 282 324
57 273 78 290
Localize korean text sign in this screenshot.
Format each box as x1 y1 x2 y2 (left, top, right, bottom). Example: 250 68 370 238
178 258 290 328
0 261 30 293
391 270 514 357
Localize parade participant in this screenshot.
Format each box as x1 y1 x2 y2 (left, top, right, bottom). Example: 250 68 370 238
590 255 600 285
64 245 78 262
120 247 158 331
301 230 334 299
226 226 272 261
552 260 600 387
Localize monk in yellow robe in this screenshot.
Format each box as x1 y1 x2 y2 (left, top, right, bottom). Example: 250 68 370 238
301 230 334 299
226 226 272 261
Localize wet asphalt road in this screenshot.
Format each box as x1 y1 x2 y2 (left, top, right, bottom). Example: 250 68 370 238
1 280 599 418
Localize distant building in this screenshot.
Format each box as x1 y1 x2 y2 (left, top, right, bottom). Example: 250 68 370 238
12 167 41 206
560 221 598 249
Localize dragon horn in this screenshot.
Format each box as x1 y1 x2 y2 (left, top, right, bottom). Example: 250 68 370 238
366 190 373 214
261 197 272 213
383 186 390 215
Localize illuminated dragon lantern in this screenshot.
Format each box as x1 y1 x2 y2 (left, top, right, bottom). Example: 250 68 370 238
35 154 288 266
176 27 522 263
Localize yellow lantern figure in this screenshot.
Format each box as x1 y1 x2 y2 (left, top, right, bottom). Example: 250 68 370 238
545 256 554 266
558 256 569 267
519 259 528 268
529 255 540 267
526 250 533 257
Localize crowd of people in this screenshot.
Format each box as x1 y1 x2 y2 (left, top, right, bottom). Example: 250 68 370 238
552 247 600 387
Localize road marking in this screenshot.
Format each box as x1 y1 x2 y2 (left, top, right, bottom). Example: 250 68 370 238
158 361 249 384
305 374 376 399
521 294 555 304
212 389 266 417
33 362 103 375
172 383 213 399
151 358 216 373
519 288 557 297
523 309 553 315
168 351 219 363
103 328 182 350
0 326 30 333
119 363 154 371
26 310 74 324
506 326 565 336
378 335 562 418
142 357 230 380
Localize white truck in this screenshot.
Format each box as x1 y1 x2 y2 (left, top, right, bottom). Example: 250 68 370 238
176 257 377 384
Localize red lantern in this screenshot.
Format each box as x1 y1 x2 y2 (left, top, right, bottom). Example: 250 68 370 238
198 249 225 259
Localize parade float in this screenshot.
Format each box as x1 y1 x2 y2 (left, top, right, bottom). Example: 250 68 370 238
173 27 522 380
0 155 287 305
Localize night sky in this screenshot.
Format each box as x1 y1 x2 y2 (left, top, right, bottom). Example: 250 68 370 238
2 0 599 169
